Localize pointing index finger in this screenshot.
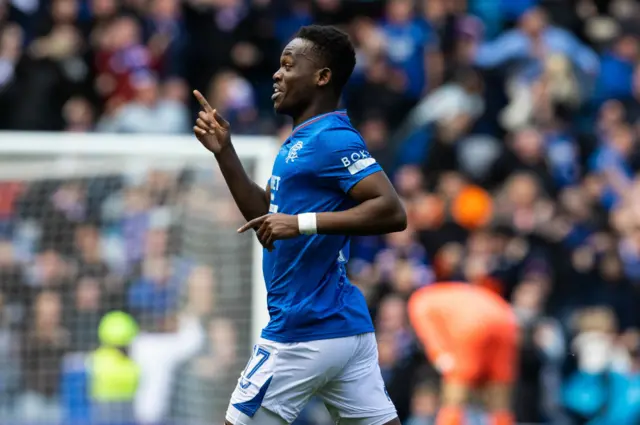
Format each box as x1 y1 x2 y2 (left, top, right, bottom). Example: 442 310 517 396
237 214 269 233
193 90 213 113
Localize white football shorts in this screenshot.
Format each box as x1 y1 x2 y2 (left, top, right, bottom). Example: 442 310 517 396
225 332 397 425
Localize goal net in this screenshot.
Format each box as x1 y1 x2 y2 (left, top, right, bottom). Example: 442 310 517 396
0 132 275 425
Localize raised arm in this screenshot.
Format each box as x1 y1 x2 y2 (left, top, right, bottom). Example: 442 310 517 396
193 90 269 221
473 30 528 69
213 146 271 221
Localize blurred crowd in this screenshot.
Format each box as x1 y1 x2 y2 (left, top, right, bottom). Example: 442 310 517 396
0 165 252 424
2 0 640 424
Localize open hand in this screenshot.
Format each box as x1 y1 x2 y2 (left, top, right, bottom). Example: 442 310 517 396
237 213 300 251
192 90 231 154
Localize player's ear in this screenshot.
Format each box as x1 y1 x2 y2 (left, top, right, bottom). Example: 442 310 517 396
316 68 332 88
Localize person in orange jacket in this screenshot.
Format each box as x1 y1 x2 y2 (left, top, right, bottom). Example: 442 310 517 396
408 282 519 425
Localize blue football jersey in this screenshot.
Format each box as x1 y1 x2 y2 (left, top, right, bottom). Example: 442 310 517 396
261 110 382 342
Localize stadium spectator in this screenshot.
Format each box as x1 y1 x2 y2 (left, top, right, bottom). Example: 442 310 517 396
168 316 238 423
89 311 139 425
131 312 205 424
62 96 96 131
511 278 565 423
96 73 190 133
204 70 262 134
405 382 438 425
473 7 599 85
377 0 435 101
0 293 21 418
18 291 68 422
68 276 103 351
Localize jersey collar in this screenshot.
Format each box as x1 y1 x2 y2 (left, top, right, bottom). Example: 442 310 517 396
290 110 348 138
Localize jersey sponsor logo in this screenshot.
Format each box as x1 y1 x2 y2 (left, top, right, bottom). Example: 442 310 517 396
286 141 304 163
340 151 377 175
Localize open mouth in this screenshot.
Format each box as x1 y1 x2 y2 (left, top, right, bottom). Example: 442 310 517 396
272 86 283 101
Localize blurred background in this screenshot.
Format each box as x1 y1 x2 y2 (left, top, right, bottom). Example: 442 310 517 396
2 0 640 424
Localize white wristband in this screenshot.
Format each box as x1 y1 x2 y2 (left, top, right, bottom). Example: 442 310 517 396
298 213 317 235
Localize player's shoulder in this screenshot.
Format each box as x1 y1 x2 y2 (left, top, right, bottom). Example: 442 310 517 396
312 118 365 149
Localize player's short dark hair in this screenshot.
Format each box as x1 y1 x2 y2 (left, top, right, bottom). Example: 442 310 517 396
294 25 356 93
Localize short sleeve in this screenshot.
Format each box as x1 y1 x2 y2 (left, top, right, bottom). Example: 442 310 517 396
316 128 383 193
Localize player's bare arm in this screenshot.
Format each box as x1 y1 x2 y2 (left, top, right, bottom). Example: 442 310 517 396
192 90 270 221
318 170 407 234
238 170 406 248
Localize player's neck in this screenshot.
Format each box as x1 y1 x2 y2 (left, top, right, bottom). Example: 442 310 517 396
292 98 340 128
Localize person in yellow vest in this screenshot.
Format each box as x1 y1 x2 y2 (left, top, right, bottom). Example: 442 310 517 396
89 311 140 425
